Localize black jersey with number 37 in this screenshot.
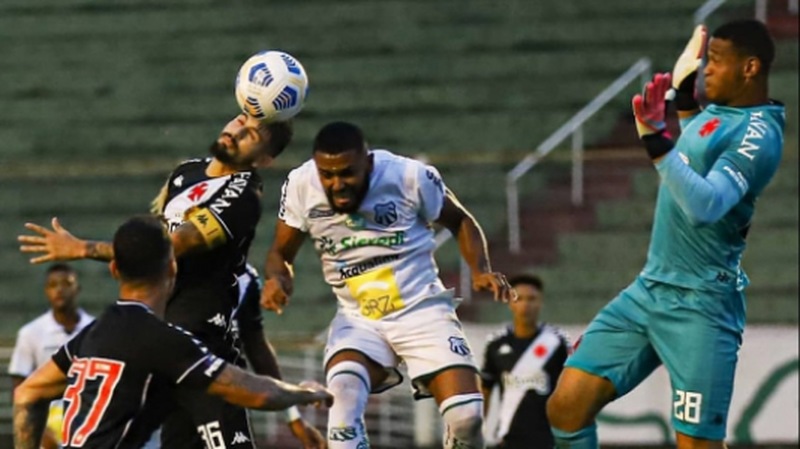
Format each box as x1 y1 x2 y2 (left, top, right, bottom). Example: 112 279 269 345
159 158 263 361
52 301 227 449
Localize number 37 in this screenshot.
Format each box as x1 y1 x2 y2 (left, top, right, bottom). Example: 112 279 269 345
673 389 702 424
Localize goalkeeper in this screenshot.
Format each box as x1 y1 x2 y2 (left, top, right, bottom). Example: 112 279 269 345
546 20 785 448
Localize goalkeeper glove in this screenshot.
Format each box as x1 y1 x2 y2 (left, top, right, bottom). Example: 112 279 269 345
632 73 674 160
665 24 708 111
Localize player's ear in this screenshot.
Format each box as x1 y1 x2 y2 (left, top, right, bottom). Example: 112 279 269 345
743 56 761 80
109 260 120 280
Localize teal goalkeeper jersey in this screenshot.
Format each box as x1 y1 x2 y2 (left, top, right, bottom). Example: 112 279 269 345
641 102 785 292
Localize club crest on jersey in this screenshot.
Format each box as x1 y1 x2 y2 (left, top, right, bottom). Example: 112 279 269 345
448 336 471 356
373 201 398 226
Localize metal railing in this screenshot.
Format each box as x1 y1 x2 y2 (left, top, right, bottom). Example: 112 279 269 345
505 57 652 254
695 0 727 24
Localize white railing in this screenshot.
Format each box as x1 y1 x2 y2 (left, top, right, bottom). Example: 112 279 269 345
695 0 727 24
505 58 652 254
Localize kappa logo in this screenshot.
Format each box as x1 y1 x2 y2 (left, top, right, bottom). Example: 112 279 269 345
173 175 184 187
231 431 251 445
448 336 471 356
373 202 398 226
498 343 512 355
206 313 227 328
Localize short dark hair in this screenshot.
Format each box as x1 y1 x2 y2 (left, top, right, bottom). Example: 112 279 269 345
508 273 544 292
113 215 172 282
262 119 294 158
713 19 775 73
313 121 367 155
46 263 75 277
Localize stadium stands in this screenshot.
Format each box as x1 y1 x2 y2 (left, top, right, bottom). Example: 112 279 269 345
0 0 796 341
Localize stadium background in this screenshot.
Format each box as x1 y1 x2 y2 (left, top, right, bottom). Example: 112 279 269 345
0 0 796 447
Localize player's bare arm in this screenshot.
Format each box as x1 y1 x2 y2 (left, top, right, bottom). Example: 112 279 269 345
435 188 514 302
19 217 219 264
13 361 67 449
206 364 332 411
261 220 306 314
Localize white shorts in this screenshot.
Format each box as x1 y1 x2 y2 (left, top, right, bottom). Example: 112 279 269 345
323 291 477 398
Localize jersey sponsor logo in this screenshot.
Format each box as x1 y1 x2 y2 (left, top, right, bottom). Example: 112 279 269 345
314 231 406 256
678 152 690 165
188 182 209 201
231 431 251 445
209 173 251 215
373 201 398 226
328 425 358 441
448 336 471 356
206 313 228 328
338 254 401 280
737 111 769 161
501 370 551 395
699 117 721 137
309 207 336 219
722 165 749 193
346 266 405 320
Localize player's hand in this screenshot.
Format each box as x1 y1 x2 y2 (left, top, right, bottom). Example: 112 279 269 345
288 418 327 449
298 380 334 408
666 24 707 111
260 276 292 315
18 218 86 264
472 271 516 303
632 72 671 139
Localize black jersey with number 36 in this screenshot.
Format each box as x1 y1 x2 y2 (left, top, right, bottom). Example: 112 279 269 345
159 158 263 361
52 302 227 449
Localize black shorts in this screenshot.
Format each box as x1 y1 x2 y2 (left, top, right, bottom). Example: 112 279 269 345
161 388 255 449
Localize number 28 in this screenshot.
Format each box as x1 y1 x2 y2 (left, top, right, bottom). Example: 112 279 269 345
673 389 702 424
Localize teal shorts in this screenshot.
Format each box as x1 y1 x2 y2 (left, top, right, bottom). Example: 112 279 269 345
566 276 745 440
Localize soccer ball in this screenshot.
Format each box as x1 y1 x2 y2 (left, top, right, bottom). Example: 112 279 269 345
234 50 309 122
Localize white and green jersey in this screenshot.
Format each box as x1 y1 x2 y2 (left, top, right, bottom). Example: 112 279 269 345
279 150 449 320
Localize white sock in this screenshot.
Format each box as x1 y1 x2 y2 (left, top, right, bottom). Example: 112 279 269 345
326 361 371 449
439 393 485 449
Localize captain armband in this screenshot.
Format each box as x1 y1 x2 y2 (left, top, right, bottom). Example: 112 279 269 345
186 207 228 248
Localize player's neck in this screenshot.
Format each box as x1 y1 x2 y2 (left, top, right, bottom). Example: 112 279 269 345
512 321 538 339
52 307 80 333
207 158 247 177
727 85 770 108
117 285 170 318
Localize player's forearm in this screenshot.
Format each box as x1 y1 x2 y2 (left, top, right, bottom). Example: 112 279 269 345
655 151 742 225
455 215 492 274
209 366 322 411
242 333 283 379
12 400 48 449
264 250 293 283
84 240 114 261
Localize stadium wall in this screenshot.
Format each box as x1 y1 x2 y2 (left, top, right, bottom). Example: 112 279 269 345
466 324 799 444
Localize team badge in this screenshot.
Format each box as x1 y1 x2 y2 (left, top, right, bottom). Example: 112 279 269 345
373 201 398 226
448 336 471 356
